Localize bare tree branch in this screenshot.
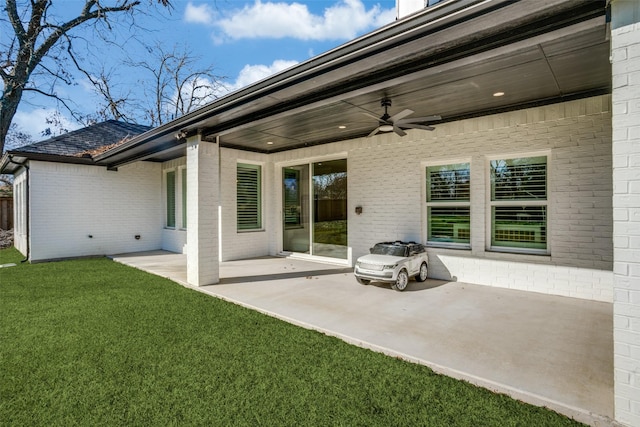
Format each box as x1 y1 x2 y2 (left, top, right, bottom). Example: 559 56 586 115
82 42 225 126
0 0 172 153
22 87 87 124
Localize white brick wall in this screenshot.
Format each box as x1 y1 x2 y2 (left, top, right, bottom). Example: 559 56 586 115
219 149 271 261
264 95 613 302
27 161 162 261
161 158 187 253
186 136 219 286
12 168 27 255
19 96 606 300
611 19 640 427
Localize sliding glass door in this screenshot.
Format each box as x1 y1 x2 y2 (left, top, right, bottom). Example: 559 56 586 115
283 165 310 253
312 159 347 259
282 159 347 260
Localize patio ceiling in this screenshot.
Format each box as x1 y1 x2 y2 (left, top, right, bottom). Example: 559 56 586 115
96 0 610 169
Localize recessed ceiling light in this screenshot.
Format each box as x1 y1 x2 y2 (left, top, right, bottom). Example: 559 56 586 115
266 141 274 145
338 125 346 129
493 91 505 97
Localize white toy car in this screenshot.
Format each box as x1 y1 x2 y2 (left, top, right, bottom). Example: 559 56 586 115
354 241 429 291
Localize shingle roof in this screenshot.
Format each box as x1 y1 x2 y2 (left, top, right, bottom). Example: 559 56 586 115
12 120 151 158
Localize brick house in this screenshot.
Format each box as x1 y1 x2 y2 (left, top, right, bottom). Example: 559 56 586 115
1 0 639 425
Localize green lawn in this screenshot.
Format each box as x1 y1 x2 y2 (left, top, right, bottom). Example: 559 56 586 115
0 247 583 426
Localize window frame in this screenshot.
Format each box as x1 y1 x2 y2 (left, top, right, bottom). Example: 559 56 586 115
487 153 549 255
180 167 187 229
165 170 176 229
237 162 263 232
425 161 471 249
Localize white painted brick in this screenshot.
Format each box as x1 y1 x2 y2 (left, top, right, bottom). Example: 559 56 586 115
612 17 640 423
25 94 619 389
616 341 632 358
186 137 220 286
27 161 162 261
616 369 632 385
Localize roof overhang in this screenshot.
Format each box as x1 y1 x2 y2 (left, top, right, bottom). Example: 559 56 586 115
0 152 96 174
95 0 610 170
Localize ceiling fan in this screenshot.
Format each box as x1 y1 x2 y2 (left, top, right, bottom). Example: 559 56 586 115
365 98 441 137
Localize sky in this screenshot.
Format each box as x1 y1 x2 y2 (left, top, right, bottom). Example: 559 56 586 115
10 0 397 141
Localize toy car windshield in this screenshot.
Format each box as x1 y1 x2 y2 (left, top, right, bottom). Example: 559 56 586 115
370 243 407 257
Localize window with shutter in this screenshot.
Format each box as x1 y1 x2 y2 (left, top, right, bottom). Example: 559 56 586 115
426 163 470 246
181 168 187 229
166 170 176 228
489 156 547 252
237 163 262 231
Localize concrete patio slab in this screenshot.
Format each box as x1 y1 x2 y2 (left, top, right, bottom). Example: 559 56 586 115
111 251 615 426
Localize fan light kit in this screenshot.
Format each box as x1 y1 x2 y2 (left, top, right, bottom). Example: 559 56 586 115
366 98 441 137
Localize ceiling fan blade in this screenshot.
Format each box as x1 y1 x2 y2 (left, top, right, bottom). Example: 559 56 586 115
393 125 407 137
401 124 436 131
367 127 381 137
397 115 442 124
362 111 383 121
389 109 414 123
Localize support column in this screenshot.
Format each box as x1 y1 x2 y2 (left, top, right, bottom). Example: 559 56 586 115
611 1 640 425
186 133 219 286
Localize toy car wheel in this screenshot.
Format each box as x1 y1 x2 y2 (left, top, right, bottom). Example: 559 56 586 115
391 269 409 291
356 277 370 285
416 262 428 282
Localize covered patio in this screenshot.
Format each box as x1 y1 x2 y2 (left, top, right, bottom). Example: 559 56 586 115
111 251 614 426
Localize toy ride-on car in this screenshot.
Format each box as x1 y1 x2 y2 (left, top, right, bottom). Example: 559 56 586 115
354 241 429 291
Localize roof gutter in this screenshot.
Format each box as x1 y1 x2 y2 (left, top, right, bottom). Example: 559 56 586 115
0 152 16 174
5 155 30 263
95 0 604 168
94 0 492 163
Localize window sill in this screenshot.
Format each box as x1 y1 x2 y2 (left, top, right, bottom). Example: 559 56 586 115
426 242 471 250
487 247 550 258
237 229 266 233
487 246 551 256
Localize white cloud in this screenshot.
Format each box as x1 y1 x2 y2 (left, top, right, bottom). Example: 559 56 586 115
190 0 394 42
218 59 300 95
235 60 299 88
184 2 215 25
373 6 397 27
12 109 80 141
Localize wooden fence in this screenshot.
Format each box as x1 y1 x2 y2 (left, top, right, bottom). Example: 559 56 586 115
0 197 13 230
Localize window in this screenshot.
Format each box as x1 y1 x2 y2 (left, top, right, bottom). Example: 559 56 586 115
237 163 262 231
283 168 302 228
181 168 187 229
489 156 547 252
426 163 470 245
15 181 23 234
166 170 176 228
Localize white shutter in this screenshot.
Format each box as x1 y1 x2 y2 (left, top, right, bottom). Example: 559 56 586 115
237 164 261 230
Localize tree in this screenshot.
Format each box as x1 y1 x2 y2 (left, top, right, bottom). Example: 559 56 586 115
4 122 33 151
40 110 71 138
136 44 226 126
85 44 226 126
0 122 34 189
0 0 171 154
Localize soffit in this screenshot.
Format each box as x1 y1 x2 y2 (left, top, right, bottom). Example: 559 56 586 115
97 0 610 168
217 19 610 153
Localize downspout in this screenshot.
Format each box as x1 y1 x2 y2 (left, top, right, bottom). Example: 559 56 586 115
7 155 30 263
